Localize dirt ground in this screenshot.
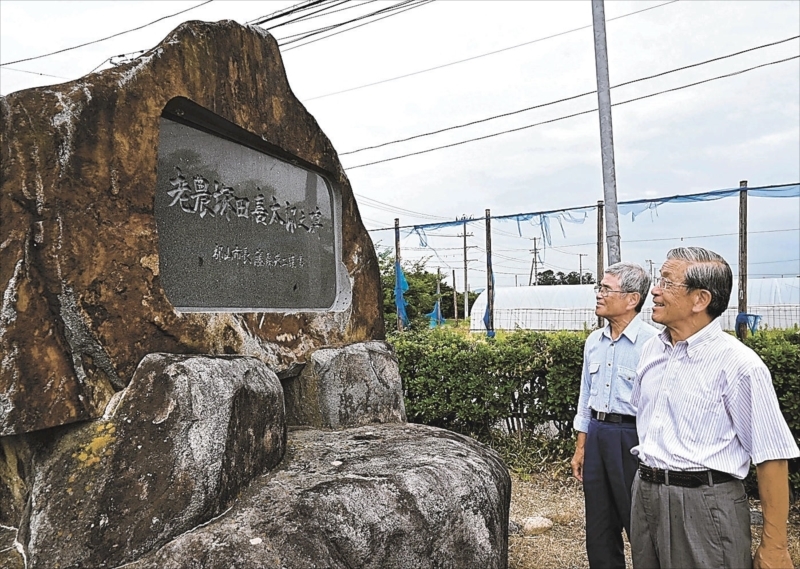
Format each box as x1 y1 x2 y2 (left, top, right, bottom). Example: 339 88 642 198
508 470 800 569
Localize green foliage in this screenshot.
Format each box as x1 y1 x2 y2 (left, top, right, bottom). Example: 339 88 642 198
536 269 595 285
394 326 800 497
391 328 588 440
377 246 478 330
745 328 800 497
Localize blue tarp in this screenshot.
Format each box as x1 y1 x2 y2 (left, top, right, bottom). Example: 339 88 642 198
394 261 410 328
425 300 444 328
381 183 799 247
618 183 800 221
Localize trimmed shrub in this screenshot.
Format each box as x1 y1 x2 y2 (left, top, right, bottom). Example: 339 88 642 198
392 326 800 496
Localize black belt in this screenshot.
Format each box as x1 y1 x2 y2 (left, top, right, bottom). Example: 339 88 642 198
591 410 636 424
638 462 737 488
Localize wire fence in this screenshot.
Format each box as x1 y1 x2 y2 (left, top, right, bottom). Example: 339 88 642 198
472 305 800 332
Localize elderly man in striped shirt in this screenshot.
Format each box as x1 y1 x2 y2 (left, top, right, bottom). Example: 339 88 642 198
571 262 658 568
631 247 799 569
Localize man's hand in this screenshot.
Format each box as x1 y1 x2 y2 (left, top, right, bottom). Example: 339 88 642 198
571 432 587 482
754 542 793 569
754 459 794 569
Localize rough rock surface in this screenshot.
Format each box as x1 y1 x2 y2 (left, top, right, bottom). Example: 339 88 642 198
521 516 553 535
283 341 406 428
125 424 511 569
18 354 285 569
0 20 383 436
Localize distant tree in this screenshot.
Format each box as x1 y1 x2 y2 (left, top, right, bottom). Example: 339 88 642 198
377 246 478 329
535 269 595 285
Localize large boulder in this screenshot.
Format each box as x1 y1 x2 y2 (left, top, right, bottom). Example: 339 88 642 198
0 19 384 436
124 424 511 569
17 354 285 569
283 341 407 428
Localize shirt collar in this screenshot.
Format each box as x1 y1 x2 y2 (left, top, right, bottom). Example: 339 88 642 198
684 318 722 357
657 318 722 355
602 314 644 342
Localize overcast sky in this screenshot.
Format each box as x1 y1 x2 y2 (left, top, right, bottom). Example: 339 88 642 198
2 0 799 294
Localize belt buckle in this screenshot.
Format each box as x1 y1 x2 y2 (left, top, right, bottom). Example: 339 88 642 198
596 412 607 421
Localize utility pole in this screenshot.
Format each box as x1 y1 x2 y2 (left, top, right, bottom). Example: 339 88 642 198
596 200 605 328
485 209 494 336
645 259 655 282
462 218 470 321
738 180 748 338
578 253 587 284
436 266 442 325
452 269 458 322
529 237 539 286
592 0 621 265
394 218 403 332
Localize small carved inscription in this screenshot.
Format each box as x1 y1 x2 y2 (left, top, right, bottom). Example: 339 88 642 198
211 245 306 269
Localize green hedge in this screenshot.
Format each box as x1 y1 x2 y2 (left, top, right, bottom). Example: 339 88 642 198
391 327 800 493
744 328 800 495
391 328 588 439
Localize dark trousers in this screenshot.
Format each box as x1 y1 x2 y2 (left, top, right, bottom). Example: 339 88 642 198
583 418 639 569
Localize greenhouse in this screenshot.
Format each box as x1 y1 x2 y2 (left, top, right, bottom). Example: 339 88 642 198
469 277 800 332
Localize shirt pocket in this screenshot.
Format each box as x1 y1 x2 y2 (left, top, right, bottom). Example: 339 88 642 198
670 390 722 444
589 362 601 396
614 366 636 407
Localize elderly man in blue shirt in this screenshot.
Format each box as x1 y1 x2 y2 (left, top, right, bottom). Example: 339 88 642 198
571 262 658 569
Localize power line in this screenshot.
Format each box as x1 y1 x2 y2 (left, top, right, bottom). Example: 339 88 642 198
303 0 680 101
542 227 800 249
341 35 799 156
0 67 68 79
345 54 800 170
247 0 331 26
356 193 450 220
0 0 214 66
263 0 353 33
279 0 434 51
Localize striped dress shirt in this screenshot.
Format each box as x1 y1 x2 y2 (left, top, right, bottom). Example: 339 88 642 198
631 319 799 479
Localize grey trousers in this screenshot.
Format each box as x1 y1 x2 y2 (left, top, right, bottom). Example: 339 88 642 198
630 472 752 569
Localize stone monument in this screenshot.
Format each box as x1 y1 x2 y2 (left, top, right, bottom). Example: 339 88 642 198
0 20 510 568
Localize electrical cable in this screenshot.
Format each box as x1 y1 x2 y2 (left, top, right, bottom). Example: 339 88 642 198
345 54 799 169
356 194 450 220
0 0 214 66
247 0 331 26
279 0 421 44
284 0 380 24
303 0 679 101
263 0 352 33
0 67 68 79
341 35 799 155
280 0 434 51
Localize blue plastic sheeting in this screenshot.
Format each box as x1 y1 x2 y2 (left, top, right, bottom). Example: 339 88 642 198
735 312 762 340
403 217 477 247
383 183 799 247
425 300 444 328
394 261 410 328
618 183 800 221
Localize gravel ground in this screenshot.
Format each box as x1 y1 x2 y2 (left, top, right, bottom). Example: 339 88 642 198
508 470 800 569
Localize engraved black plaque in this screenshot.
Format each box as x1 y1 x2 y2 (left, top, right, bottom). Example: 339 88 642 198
156 98 342 312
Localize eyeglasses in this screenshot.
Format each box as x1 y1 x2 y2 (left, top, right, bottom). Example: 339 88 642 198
655 276 690 290
594 285 630 297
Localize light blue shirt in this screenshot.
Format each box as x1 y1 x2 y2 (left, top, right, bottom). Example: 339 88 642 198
573 316 659 433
